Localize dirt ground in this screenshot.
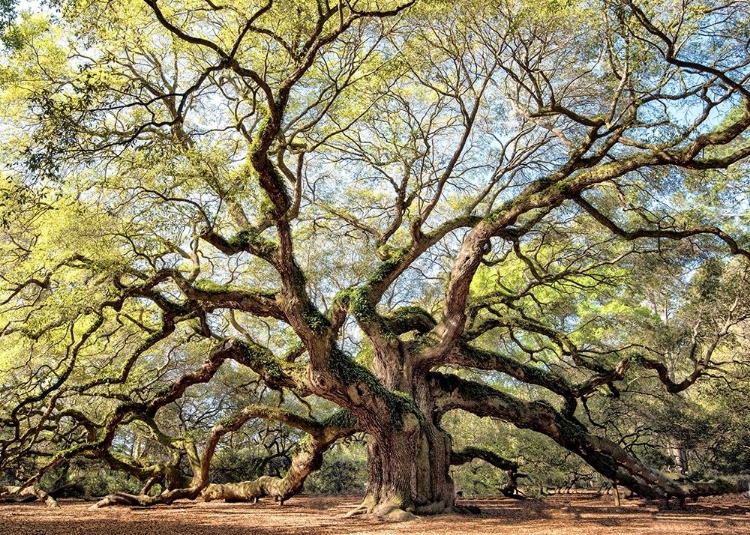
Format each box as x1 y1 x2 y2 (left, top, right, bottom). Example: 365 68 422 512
1 493 748 535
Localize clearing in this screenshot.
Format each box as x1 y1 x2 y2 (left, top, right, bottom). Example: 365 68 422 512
1 493 748 534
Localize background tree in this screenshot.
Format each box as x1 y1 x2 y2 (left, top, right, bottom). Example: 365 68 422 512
1 0 750 520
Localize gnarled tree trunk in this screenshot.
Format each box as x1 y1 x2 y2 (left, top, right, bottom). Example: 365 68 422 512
353 366 457 520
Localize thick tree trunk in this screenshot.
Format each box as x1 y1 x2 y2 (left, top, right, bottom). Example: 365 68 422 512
362 429 418 520
360 424 455 520
412 374 458 511
357 373 456 520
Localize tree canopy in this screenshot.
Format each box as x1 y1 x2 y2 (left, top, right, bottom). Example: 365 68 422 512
1 0 750 518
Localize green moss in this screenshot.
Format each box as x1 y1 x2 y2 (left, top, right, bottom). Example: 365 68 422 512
219 413 241 428
341 287 398 340
259 191 275 218
329 350 419 429
384 306 436 335
461 344 490 363
485 198 515 225
283 341 305 360
291 269 327 333
296 433 313 449
322 409 357 429
386 305 434 321
348 287 375 319
194 280 231 293
368 248 406 285
355 343 374 368
239 340 285 381
330 349 378 387
331 288 352 309
389 390 422 425
301 307 330 333
227 230 251 248
249 110 270 155
227 229 278 255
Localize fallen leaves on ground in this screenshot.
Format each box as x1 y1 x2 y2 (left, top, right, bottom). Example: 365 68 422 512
1 492 748 534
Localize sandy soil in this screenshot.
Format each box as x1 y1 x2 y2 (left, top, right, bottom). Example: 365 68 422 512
1 493 748 534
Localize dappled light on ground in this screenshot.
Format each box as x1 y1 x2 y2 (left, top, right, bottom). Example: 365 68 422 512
1 493 748 534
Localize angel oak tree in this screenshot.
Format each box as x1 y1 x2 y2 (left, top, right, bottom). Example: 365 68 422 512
2 0 750 519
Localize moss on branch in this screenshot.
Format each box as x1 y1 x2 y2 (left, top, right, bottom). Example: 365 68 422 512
329 349 419 429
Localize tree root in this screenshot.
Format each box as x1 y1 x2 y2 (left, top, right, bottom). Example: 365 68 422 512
344 498 480 521
343 504 369 518
372 502 417 522
343 497 417 522
0 485 60 508
89 487 201 509
414 500 447 515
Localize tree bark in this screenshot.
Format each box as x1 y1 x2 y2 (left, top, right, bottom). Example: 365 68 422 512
0 485 60 508
355 371 456 520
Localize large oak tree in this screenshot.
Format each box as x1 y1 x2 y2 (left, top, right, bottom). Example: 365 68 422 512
1 0 750 519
